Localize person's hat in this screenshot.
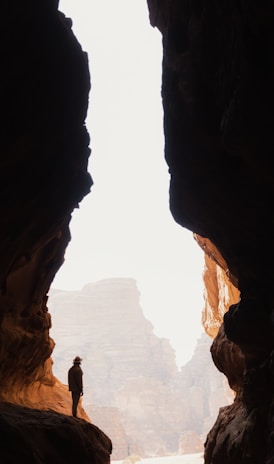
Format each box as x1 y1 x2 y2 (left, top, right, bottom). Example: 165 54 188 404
73 356 82 364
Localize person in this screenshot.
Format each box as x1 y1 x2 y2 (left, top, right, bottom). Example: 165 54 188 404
68 356 83 417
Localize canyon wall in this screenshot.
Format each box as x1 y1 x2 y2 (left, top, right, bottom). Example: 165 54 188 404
147 1 274 462
0 1 111 462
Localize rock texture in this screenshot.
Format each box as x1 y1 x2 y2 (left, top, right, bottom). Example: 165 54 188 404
195 235 240 339
49 278 233 460
0 0 111 461
147 1 274 463
0 402 112 464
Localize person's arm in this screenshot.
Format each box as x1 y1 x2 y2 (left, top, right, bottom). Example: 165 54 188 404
68 368 71 391
77 368 83 394
80 370 83 395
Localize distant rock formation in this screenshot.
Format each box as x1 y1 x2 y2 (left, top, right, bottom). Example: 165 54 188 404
49 278 233 459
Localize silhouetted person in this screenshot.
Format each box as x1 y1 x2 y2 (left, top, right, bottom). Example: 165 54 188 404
68 356 83 417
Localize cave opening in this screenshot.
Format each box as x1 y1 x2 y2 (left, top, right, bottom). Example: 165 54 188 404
51 0 205 372
4 1 274 462
47 0 230 461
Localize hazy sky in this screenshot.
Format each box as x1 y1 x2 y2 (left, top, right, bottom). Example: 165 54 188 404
51 0 206 367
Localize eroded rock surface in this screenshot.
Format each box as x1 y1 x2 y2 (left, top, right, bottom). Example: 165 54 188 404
1 0 91 401
0 402 112 464
1 0 111 461
147 1 274 462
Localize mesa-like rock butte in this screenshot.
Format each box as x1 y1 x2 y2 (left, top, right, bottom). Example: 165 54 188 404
1 0 274 463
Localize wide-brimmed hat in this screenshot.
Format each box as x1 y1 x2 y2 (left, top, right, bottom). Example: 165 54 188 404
73 356 82 364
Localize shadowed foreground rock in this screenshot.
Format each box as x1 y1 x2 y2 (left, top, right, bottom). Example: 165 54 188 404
0 403 112 464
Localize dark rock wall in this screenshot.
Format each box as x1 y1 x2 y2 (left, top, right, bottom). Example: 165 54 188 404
147 1 274 463
1 0 91 400
0 1 111 462
0 402 111 464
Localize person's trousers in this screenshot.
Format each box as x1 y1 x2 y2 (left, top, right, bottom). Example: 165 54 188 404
71 391 80 417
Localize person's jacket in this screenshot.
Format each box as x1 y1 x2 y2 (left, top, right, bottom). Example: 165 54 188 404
68 364 83 393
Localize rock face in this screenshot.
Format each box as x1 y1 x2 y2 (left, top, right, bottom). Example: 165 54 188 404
147 1 274 462
0 2 91 397
0 0 111 461
49 278 233 459
0 402 112 464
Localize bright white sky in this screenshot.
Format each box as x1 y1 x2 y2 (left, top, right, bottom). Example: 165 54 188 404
52 0 205 368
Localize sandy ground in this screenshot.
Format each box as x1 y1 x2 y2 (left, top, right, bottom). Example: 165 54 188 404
111 453 204 464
